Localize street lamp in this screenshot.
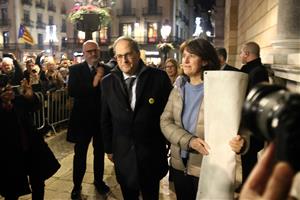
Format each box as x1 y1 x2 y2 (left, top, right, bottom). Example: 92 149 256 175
45 25 58 56
159 20 172 64
160 20 171 42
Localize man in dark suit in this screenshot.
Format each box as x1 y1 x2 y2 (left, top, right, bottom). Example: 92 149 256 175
239 41 269 188
215 47 239 71
101 36 172 200
67 40 110 199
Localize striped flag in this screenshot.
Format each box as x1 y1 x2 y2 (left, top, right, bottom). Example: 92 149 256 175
18 24 34 45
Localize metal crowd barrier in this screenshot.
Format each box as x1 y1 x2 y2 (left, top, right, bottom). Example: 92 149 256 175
46 88 73 133
33 88 73 133
33 92 46 130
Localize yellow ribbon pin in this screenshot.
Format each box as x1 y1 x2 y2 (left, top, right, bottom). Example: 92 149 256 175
148 98 155 104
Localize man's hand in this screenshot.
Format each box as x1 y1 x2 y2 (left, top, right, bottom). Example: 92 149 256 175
189 137 210 155
93 67 105 87
240 143 295 200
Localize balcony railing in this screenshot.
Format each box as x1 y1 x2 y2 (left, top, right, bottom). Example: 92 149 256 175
22 19 34 27
36 21 46 29
36 1 45 9
0 18 11 27
116 8 136 17
142 6 162 16
0 0 8 4
48 4 56 12
0 43 60 52
21 0 32 6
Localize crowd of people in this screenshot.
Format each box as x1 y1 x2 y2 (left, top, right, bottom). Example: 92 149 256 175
0 52 72 95
0 36 299 200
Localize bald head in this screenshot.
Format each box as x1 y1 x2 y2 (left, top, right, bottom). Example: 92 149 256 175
240 41 260 64
243 42 260 57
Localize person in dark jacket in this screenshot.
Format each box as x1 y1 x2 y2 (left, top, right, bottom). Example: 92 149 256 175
67 40 110 199
215 47 239 71
239 41 269 189
101 36 172 200
1 55 24 86
0 78 60 200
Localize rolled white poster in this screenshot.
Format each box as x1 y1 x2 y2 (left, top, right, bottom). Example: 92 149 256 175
197 71 248 200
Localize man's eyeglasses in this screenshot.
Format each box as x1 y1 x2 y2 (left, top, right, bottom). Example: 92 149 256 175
115 52 135 61
85 49 99 54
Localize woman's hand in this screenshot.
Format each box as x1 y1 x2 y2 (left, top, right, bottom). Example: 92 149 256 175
229 135 244 154
189 137 210 155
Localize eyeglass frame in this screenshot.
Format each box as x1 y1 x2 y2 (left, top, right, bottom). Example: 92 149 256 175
115 51 136 61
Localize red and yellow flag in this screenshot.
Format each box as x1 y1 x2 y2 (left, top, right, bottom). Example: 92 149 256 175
18 24 34 45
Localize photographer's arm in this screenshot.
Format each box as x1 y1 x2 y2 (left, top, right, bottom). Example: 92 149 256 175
240 142 295 200
20 79 41 112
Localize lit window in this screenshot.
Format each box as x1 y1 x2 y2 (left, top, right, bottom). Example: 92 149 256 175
122 23 133 37
99 26 108 44
147 22 158 43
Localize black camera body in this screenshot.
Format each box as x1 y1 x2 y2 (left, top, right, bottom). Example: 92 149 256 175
242 83 300 171
0 74 9 91
0 74 21 95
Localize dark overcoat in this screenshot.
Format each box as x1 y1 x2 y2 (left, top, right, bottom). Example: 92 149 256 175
240 57 269 181
0 94 60 197
67 61 110 143
101 61 172 189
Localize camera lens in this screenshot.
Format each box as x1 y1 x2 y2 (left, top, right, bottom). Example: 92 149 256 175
242 83 286 140
242 83 300 171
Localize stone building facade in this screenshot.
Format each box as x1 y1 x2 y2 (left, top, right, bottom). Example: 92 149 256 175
222 0 300 91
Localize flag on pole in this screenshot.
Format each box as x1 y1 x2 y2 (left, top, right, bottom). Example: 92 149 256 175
18 24 34 45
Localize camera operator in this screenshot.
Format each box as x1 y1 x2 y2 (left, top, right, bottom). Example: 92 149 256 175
240 142 295 200
0 78 60 200
240 82 300 199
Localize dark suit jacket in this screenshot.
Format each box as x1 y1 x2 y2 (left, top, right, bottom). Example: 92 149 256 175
241 58 269 94
101 60 172 189
67 61 110 143
223 64 239 71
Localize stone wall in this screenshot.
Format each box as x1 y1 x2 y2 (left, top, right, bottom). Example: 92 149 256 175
223 0 300 91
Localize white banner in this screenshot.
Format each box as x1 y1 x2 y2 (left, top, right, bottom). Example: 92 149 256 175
197 71 248 200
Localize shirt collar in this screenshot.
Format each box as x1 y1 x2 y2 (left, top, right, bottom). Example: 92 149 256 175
123 72 137 80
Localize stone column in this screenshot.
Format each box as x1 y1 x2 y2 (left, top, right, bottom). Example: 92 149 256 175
271 0 300 91
272 0 300 64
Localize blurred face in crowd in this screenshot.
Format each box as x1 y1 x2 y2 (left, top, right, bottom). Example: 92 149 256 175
83 41 100 66
46 61 57 72
165 61 178 77
114 39 140 76
60 59 70 68
181 48 206 79
1 61 14 74
25 60 35 71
